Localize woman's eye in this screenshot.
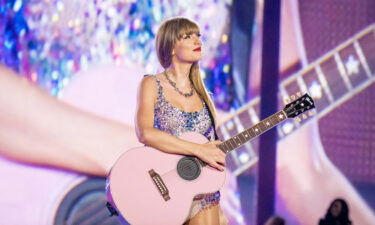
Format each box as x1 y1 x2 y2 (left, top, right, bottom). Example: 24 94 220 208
183 35 190 39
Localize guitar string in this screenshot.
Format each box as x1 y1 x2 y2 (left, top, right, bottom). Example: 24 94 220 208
177 99 309 177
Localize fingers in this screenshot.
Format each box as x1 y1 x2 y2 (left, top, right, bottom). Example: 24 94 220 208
210 156 226 171
210 161 225 172
211 140 222 146
199 141 226 171
207 141 226 157
217 157 226 166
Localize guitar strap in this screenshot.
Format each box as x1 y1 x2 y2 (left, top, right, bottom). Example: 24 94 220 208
106 202 119 216
202 98 219 141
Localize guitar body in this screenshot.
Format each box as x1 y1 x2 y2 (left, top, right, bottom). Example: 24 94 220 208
108 94 316 224
107 132 226 225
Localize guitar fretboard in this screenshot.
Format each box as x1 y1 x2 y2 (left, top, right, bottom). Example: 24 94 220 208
218 111 287 154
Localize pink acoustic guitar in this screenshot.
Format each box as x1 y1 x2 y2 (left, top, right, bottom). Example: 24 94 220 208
107 93 315 225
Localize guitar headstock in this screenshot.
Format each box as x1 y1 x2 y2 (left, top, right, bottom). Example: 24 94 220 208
283 93 315 118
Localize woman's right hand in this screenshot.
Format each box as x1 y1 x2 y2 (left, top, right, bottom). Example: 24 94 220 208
195 140 226 171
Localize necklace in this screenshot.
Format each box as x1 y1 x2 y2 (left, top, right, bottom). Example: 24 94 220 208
163 71 195 98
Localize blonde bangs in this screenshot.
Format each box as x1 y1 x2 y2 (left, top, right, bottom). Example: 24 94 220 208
156 17 200 68
176 19 200 39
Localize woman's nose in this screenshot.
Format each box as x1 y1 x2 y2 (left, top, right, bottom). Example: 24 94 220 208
193 36 201 45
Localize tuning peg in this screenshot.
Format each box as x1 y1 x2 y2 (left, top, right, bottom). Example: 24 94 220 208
308 111 314 117
296 92 302 97
283 97 290 104
302 114 307 119
290 95 296 100
295 117 301 122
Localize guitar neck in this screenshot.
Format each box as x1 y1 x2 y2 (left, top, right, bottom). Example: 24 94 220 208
218 110 287 154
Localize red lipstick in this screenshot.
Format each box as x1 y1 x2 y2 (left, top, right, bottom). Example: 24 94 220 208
193 47 201 52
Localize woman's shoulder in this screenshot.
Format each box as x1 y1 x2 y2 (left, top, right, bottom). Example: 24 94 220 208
138 73 163 96
143 73 164 82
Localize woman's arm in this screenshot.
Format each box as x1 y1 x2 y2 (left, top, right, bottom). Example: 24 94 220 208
135 76 225 171
0 66 139 176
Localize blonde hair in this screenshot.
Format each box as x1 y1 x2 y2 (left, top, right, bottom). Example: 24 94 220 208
155 17 217 126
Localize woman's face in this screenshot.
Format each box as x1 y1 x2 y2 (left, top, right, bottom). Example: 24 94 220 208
330 200 343 217
172 31 202 63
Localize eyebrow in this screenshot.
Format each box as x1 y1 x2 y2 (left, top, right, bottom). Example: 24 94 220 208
179 31 201 38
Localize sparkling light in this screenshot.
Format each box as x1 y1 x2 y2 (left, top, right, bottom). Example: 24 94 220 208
309 81 323 99
282 121 294 134
345 54 360 76
0 0 235 109
239 152 250 164
221 34 228 43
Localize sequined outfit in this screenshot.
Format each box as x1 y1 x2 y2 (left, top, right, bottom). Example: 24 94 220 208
150 74 221 219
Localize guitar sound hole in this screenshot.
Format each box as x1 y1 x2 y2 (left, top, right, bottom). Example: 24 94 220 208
177 157 201 181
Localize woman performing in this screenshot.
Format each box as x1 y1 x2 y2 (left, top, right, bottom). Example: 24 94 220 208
135 17 228 224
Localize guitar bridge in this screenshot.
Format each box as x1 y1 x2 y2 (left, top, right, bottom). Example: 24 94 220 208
148 169 170 201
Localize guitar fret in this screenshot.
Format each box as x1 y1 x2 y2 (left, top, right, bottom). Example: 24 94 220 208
222 141 230 153
222 140 230 151
233 136 241 147
264 119 271 127
244 131 251 142
266 116 276 129
227 139 236 150
218 142 225 153
253 126 261 135
269 116 276 126
248 127 256 138
259 121 267 132
237 130 252 147
233 138 241 147
272 115 278 125
334 53 353 91
315 65 335 103
237 133 246 144
240 131 251 143
354 40 372 78
225 142 231 153
277 112 286 122
274 114 280 124
219 143 229 154
357 31 375 75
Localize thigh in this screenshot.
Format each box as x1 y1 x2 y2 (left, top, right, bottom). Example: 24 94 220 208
184 204 227 225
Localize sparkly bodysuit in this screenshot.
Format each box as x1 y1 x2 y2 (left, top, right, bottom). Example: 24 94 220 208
150 75 221 218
